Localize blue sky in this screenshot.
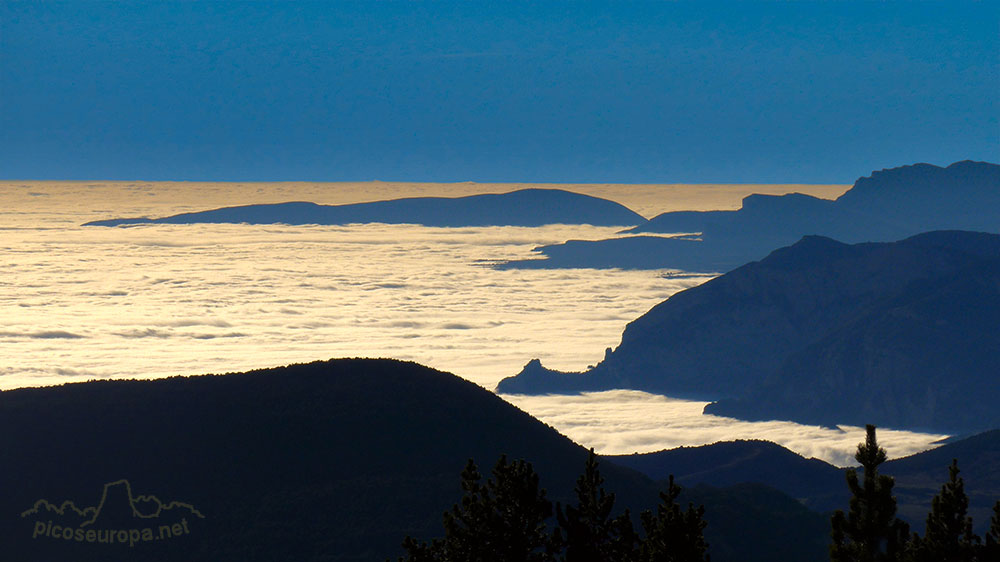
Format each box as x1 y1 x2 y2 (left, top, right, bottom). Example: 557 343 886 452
1 1 996 183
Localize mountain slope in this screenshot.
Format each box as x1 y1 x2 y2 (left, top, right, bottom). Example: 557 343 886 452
706 256 1000 431
1 358 834 562
686 483 831 561
498 231 1000 433
83 188 646 228
0 359 645 561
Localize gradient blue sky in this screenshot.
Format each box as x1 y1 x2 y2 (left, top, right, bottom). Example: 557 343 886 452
1 1 997 183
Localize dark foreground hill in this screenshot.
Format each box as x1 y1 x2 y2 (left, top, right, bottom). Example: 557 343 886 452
499 160 999 271
498 231 1000 434
83 188 645 228
1 359 831 562
607 432 1000 534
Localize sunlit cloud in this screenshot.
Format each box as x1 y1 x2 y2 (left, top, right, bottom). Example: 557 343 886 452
0 330 86 339
2 179 928 467
1 217 704 391
114 328 173 339
155 318 233 328
501 390 948 467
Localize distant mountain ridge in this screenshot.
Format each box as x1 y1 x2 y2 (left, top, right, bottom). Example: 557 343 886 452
606 431 1000 533
82 188 646 228
499 160 999 272
498 230 1000 433
631 161 1000 238
608 440 845 512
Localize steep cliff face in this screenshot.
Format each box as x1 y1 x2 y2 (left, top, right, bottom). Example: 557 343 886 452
498 231 1000 433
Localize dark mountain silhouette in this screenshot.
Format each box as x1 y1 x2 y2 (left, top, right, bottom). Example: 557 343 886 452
606 431 1000 534
82 188 646 228
608 440 846 512
884 429 1000 534
606 430 1000 533
497 230 1000 433
2 358 832 562
683 482 831 561
499 161 999 271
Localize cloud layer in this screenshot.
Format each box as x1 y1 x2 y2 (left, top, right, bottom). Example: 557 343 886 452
2 194 710 392
0 180 946 464
501 390 948 467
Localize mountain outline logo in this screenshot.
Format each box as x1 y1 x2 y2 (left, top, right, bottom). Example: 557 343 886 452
21 479 205 547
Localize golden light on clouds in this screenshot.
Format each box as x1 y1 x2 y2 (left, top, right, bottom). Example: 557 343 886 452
501 390 948 467
3 179 942 466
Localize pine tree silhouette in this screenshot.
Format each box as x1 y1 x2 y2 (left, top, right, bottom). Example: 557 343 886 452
555 448 639 561
906 459 980 562
830 424 910 562
639 475 709 562
980 501 1000 561
399 455 556 561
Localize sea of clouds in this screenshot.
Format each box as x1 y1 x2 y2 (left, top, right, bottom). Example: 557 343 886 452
502 390 948 467
0 220 707 389
0 180 945 466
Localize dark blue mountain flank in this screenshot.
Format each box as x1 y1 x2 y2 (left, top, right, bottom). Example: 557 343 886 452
0 358 833 562
82 189 646 228
499 161 999 272
497 230 1000 434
